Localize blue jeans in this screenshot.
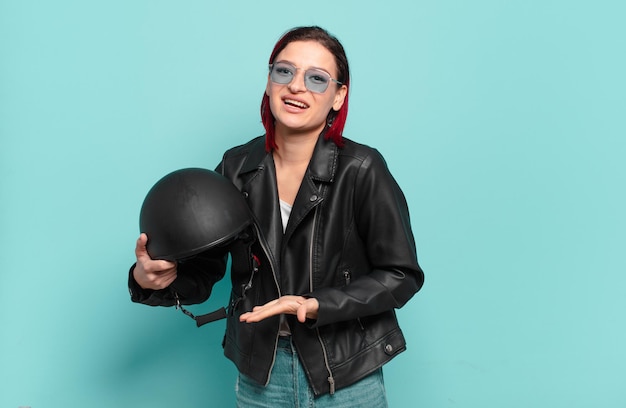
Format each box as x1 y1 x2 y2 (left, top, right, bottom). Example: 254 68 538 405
235 337 388 407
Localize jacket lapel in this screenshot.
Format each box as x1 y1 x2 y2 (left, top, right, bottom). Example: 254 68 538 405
283 137 338 240
236 139 283 272
235 136 340 268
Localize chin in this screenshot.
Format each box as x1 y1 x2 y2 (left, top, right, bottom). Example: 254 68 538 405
278 122 325 136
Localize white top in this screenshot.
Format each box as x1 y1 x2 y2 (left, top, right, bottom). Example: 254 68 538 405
279 199 292 232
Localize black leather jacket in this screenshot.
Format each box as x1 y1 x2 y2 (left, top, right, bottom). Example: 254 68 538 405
129 134 424 396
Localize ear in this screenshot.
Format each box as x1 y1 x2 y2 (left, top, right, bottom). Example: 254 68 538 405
332 85 348 111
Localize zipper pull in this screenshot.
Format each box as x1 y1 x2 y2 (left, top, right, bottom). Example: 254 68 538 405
343 270 351 285
328 376 335 395
252 253 261 269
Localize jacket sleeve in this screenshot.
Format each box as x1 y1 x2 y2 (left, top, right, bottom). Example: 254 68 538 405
309 149 424 327
128 250 227 307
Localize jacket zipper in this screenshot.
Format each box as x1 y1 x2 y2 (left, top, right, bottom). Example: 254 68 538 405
310 203 336 394
253 221 281 299
251 221 283 387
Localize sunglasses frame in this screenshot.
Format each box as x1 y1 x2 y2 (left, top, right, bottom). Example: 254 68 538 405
269 61 343 94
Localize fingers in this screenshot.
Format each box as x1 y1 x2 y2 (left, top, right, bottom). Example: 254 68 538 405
135 233 149 258
133 233 178 290
135 233 176 270
251 299 279 312
239 296 301 323
239 296 319 324
239 299 292 323
136 267 177 290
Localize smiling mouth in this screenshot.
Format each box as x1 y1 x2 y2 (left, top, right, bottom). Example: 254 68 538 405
284 98 309 109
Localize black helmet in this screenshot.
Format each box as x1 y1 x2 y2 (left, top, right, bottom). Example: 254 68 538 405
139 167 252 261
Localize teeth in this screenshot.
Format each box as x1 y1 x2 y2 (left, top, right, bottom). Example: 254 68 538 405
284 99 308 109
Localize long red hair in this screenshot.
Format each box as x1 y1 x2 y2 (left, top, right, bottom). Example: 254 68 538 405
261 26 350 152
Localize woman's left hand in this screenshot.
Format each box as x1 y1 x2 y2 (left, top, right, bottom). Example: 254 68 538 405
239 296 319 323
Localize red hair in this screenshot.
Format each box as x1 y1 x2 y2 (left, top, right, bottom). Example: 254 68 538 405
261 26 350 152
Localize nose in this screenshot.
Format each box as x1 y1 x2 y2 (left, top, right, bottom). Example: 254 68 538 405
287 69 307 93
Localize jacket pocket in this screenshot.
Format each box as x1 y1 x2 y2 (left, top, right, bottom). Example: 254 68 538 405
342 269 366 332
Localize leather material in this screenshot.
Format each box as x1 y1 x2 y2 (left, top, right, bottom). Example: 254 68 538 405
219 135 424 395
130 134 424 396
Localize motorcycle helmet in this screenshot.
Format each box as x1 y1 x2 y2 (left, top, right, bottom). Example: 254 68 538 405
139 167 252 261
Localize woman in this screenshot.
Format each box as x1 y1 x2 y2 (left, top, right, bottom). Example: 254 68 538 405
129 26 424 407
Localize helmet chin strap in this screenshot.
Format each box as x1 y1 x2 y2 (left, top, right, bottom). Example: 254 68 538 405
172 237 261 328
174 291 227 327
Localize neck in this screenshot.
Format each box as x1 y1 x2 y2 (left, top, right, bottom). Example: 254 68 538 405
273 128 320 165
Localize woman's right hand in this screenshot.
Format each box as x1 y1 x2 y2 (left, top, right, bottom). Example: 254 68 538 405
133 233 178 290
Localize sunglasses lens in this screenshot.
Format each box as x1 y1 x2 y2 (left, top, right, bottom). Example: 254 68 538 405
270 63 294 84
304 69 330 93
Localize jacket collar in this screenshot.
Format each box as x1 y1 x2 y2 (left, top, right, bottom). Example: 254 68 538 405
238 134 339 183
309 135 339 183
239 136 269 174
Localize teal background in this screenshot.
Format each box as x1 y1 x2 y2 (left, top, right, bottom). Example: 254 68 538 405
1 0 625 407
